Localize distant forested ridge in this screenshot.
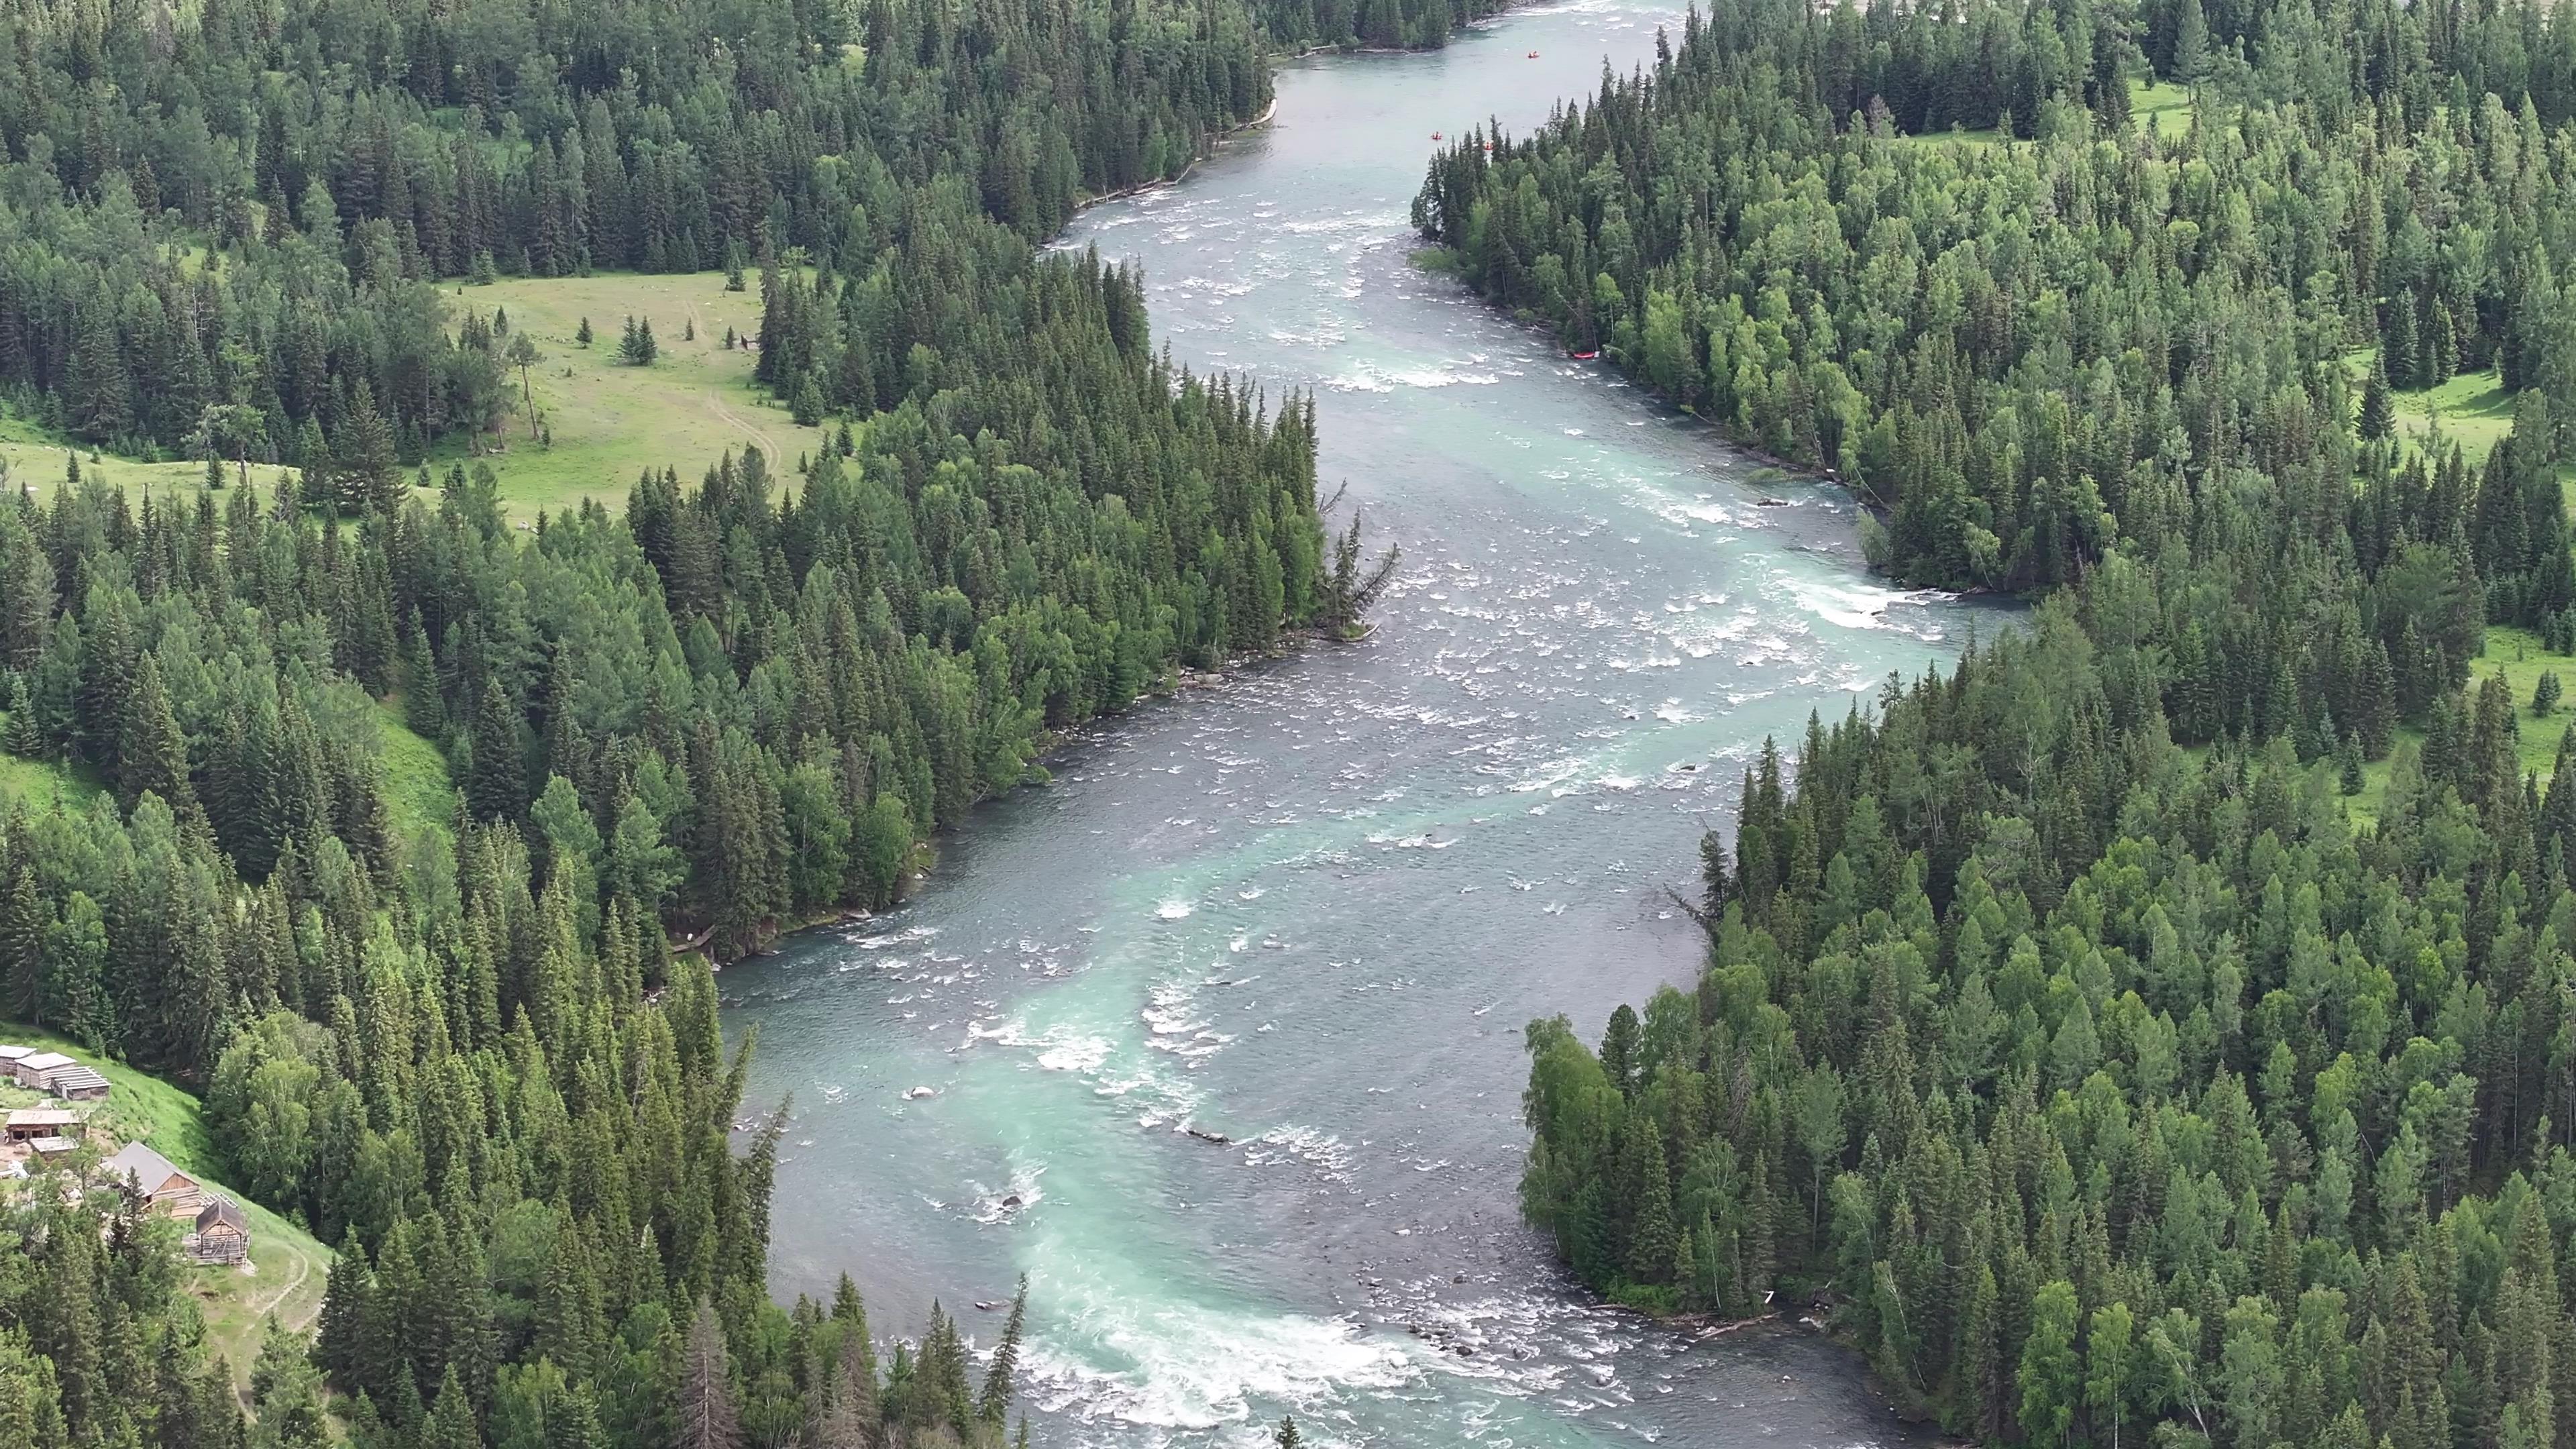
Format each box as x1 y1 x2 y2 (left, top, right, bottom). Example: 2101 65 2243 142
1472 2 2576 1448
1252 0 1505 51
0 0 1323 1439
0 0 1269 460
1415 0 2576 598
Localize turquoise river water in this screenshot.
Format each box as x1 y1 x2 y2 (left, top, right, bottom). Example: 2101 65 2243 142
720 6 1998 1444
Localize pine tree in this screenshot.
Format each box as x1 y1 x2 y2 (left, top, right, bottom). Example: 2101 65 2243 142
1626 1125 1679 1284
576 317 594 346
0 869 47 1028
402 614 447 739
3 676 38 757
976 1277 1027 1426
466 676 525 820
675 1301 741 1449
621 317 658 366
1275 1415 1302 1448
2173 0 2210 81
2535 671 2561 717
338 380 400 514
117 653 194 815
315 1232 372 1391
2427 300 2459 388
2361 357 2396 439
2385 301 2420 393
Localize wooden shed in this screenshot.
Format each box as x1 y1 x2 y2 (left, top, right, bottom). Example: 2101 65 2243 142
5 1108 85 1143
184 1198 250 1265
45 1066 107 1102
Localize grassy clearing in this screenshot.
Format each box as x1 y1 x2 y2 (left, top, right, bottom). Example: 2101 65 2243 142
2132 74 2195 134
3 268 828 526
1888 121 2004 148
1884 72 2186 150
2390 365 2518 467
2338 624 2576 823
0 739 106 812
376 700 455 842
436 270 833 523
0 1026 333 1387
0 412 299 506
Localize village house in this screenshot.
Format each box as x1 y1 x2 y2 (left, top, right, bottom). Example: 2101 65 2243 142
0 1046 29 1071
100 1142 203 1217
9 1052 72 1091
3 1108 85 1144
184 1197 251 1265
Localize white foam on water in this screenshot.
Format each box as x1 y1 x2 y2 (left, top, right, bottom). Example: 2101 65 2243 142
1022 1292 1417 1433
1037 1036 1114 1073
1156 900 1195 920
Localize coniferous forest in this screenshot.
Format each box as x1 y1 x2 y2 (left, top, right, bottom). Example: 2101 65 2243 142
1250 0 1506 52
0 0 1330 1440
1445 1 2576 1447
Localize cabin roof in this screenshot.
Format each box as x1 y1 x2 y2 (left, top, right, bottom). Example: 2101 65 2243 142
195 1197 248 1234
5 1108 82 1128
18 1052 72 1072
46 1066 107 1092
102 1142 189 1191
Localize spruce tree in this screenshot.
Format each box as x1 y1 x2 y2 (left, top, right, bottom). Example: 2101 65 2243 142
2385 299 2420 392
675 1302 741 1449
3 675 38 757
2361 357 2396 439
117 653 195 816
466 676 525 820
975 1277 1026 1425
337 380 400 513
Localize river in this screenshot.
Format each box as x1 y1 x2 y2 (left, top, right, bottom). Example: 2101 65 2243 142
719 4 1995 1444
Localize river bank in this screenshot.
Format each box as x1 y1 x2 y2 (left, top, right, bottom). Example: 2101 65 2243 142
723 9 1986 1444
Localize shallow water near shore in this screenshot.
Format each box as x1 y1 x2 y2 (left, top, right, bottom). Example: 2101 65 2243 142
720 6 1998 1443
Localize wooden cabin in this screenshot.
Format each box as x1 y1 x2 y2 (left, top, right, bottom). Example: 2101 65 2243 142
4 1108 85 1144
101 1143 203 1216
9 1053 70 1090
184 1198 250 1265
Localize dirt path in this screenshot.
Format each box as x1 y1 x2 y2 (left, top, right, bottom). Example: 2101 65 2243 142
706 392 783 463
250 1234 321 1328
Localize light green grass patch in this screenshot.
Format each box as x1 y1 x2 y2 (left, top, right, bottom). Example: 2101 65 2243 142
0 412 299 507
2339 350 2520 468
376 700 455 842
0 1024 333 1389
2463 624 2576 782
2341 624 2576 824
1888 121 2004 148
437 270 833 523
0 741 107 812
2131 74 2194 134
2394 366 2516 467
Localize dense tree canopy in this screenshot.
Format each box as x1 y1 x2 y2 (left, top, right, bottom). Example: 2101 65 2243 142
0 0 1323 1440
1497 4 2576 1449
